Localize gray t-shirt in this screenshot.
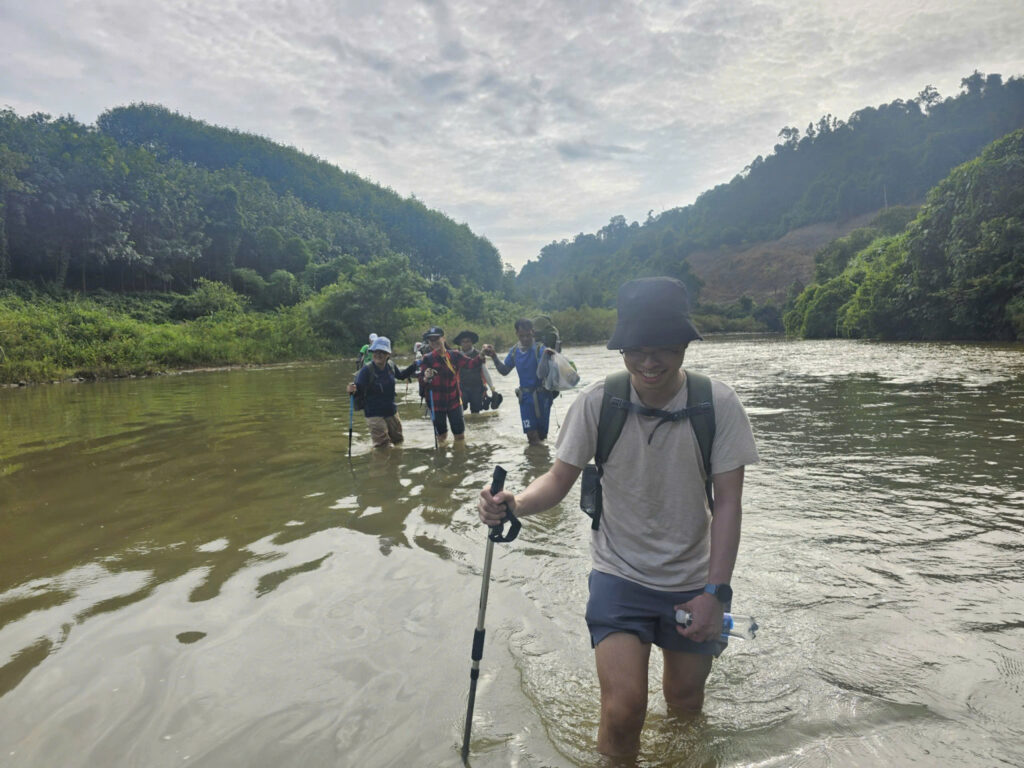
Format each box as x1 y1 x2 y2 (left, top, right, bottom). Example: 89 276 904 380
555 372 759 591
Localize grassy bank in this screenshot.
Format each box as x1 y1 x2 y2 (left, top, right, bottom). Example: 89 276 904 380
0 292 332 384
1 290 775 385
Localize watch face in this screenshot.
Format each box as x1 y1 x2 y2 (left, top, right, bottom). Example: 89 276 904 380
706 583 732 603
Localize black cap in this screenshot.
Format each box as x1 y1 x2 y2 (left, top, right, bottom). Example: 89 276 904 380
606 277 702 350
425 325 444 338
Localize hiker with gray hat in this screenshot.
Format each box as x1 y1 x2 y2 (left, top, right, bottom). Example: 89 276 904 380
347 336 417 448
477 277 759 758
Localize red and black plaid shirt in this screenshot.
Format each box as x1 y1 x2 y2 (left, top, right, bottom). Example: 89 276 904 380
421 348 483 411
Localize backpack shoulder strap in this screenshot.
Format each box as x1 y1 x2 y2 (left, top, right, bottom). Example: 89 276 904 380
684 369 716 510
596 370 632 466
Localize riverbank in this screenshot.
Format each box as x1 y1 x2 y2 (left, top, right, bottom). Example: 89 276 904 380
0 290 332 385
0 288 774 385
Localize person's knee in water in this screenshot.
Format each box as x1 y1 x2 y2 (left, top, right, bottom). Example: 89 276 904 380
347 336 409 449
421 326 484 444
476 278 760 758
482 319 554 444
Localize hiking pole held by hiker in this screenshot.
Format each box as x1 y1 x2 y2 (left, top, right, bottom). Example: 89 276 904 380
347 369 360 458
348 394 354 457
428 389 438 449
461 465 520 763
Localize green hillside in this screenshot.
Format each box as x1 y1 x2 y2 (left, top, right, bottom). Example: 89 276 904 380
784 129 1024 340
0 104 502 295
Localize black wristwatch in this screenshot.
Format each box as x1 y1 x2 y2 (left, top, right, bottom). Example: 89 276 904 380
704 583 732 604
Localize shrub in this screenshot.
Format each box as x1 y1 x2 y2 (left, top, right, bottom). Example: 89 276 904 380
172 279 247 320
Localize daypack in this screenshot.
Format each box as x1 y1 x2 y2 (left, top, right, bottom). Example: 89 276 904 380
532 315 562 352
353 360 397 411
581 369 716 530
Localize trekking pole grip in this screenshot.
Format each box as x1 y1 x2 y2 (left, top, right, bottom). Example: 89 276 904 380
487 465 520 543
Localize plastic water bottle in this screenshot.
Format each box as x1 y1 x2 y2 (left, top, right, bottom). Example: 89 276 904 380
675 609 759 640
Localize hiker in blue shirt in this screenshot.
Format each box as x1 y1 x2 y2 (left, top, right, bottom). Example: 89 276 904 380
483 318 554 445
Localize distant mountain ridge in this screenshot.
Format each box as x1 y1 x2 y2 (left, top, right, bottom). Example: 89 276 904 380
518 72 1024 311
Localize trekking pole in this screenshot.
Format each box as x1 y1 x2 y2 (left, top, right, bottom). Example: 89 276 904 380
347 394 354 458
429 390 438 449
461 465 520 763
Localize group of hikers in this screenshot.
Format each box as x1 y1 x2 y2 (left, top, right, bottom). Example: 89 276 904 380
347 318 559 448
350 277 761 761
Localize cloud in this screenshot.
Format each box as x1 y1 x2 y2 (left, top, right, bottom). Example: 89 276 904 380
2 0 1023 269
555 140 636 161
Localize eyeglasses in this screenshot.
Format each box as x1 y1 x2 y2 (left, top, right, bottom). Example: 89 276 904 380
620 346 687 363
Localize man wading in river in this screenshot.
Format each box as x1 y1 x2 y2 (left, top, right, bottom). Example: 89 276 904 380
478 277 759 758
347 336 416 448
483 318 556 445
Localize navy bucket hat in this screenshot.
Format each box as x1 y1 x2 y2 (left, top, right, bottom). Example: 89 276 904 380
606 277 702 350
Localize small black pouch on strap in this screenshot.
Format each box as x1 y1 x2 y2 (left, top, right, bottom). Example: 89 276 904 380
579 464 603 530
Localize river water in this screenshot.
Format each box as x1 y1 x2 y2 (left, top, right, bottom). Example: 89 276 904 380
1 337 1022 768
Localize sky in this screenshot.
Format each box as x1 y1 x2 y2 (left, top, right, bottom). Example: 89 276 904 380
3 1 1023 271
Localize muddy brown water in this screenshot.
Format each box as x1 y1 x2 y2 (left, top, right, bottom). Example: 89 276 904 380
1 337 1023 767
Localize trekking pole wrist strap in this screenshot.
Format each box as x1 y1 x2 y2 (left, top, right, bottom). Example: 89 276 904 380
487 465 520 543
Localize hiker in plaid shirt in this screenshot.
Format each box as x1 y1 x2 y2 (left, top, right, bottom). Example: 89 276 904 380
420 326 485 444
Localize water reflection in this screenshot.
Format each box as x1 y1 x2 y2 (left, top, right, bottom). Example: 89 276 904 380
2 341 1024 766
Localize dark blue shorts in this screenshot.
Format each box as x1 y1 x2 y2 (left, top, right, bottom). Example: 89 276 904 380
585 570 728 656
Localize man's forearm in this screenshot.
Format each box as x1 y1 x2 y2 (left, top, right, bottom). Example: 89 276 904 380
707 467 744 584
489 352 513 375
512 459 582 517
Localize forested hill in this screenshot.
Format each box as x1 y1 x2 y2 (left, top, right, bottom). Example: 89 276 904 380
784 128 1024 341
0 104 503 293
518 72 1024 310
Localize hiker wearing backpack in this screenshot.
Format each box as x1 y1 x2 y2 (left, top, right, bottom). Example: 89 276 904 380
482 318 556 445
453 329 496 413
354 332 378 368
477 277 759 759
420 326 486 444
347 336 417 448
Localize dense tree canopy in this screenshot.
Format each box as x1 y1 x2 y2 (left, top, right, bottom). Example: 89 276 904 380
784 128 1024 340
0 105 503 295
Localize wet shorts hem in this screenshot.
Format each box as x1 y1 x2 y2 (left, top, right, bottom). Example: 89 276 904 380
585 569 728 656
